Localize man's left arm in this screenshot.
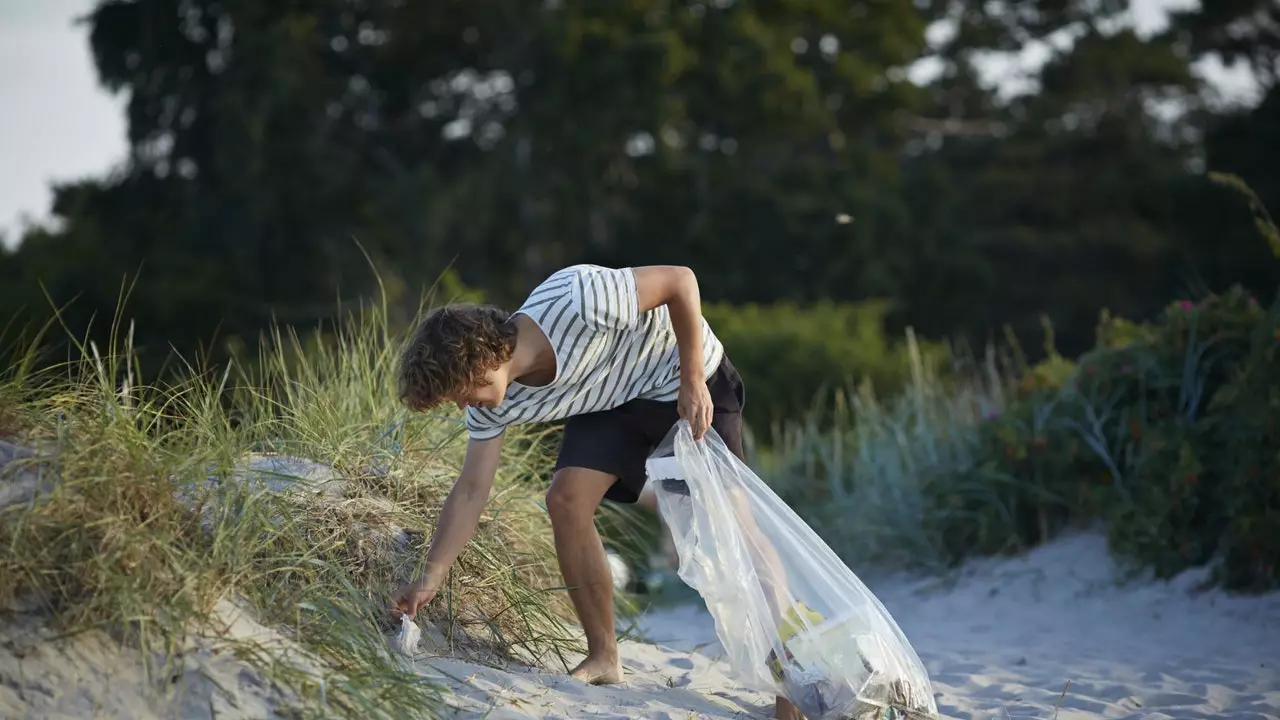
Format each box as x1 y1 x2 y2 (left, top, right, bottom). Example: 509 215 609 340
632 265 713 438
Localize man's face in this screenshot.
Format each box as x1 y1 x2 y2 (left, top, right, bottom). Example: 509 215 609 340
451 365 510 411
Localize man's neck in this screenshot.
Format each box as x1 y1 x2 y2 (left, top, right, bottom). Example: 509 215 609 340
509 315 556 386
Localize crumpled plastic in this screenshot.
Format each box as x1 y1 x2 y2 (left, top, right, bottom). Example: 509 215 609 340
395 614 422 657
646 421 939 719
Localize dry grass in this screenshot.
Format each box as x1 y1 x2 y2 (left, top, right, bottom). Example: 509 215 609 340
0 288 586 719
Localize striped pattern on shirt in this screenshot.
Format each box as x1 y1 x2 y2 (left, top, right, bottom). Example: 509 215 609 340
465 264 724 441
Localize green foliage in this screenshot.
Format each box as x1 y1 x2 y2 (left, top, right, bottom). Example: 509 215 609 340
7 0 1279 386
1165 1 1280 89
922 182 1280 591
1002 316 1078 397
1205 304 1280 589
778 284 1279 591
989 286 1277 590
704 299 951 431
751 330 1003 573
0 291 591 719
1209 171 1280 259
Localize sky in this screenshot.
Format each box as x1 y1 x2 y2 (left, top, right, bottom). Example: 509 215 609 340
0 0 1264 247
0 1 126 245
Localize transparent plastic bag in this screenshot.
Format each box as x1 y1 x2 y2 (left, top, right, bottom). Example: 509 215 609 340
646 421 938 720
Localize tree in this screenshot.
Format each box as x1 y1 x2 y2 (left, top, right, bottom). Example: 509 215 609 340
1166 0 1280 92
891 20 1210 356
8 0 934 369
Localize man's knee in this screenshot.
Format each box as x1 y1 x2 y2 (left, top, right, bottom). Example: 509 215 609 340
545 467 614 523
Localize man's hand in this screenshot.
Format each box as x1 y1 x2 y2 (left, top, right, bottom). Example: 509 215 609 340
391 576 440 619
678 377 714 440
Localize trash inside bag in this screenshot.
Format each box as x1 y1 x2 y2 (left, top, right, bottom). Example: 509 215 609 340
395 614 421 657
646 421 938 720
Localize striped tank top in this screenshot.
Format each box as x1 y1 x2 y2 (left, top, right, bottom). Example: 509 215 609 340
465 264 724 440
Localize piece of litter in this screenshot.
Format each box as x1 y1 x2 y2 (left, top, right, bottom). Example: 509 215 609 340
395 615 421 657
835 213 853 224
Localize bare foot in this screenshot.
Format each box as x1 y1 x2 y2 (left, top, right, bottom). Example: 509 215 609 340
569 655 623 685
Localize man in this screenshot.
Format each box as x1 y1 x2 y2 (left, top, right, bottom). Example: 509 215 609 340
391 264 804 720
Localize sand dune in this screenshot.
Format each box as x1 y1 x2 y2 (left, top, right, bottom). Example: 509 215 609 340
0 598 313 719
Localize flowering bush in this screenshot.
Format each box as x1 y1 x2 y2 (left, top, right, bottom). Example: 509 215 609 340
930 285 1279 590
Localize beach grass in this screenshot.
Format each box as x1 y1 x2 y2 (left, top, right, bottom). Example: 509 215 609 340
0 284 619 719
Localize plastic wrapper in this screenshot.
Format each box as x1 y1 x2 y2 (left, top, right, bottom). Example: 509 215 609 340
646 421 938 719
395 614 421 657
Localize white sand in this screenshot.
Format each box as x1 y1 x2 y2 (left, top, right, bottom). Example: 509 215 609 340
4 442 1278 719
407 531 1280 720
3 533 1278 720
0 597 315 719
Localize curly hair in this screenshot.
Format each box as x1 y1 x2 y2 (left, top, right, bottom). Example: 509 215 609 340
397 303 518 412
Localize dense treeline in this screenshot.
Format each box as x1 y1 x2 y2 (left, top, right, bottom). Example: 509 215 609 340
1 0 1278 399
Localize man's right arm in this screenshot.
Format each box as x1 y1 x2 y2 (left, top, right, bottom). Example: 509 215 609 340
407 434 505 600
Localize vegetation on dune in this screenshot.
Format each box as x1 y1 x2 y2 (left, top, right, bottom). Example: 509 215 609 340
0 289 595 719
765 185 1280 592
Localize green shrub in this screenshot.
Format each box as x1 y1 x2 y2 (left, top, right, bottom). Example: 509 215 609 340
749 330 1004 573
1005 316 1078 397
703 299 952 432
951 286 1278 587
775 284 1280 591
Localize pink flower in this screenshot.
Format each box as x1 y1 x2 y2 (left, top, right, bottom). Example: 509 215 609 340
1178 300 1193 311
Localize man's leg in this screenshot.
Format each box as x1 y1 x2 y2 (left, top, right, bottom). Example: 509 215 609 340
636 483 679 573
710 413 807 720
545 465 624 685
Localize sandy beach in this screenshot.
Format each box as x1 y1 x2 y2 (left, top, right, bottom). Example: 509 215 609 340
3 442 1277 719
3 531 1278 719
415 531 1280 720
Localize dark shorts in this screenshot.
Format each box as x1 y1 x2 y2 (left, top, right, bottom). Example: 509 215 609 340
554 355 746 504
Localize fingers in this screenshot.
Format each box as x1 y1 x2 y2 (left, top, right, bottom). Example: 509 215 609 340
678 385 715 440
399 601 420 620
390 596 409 620
404 593 423 618
391 587 423 620
692 404 712 440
